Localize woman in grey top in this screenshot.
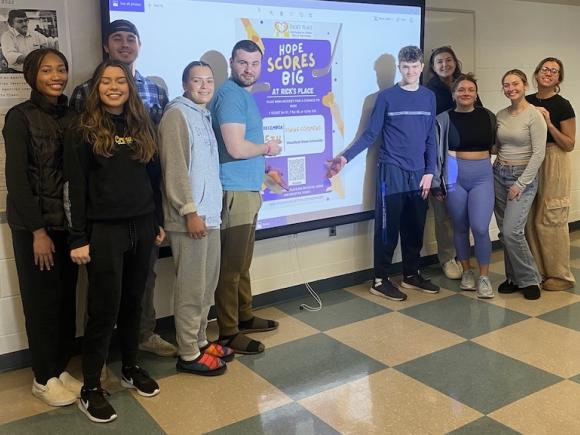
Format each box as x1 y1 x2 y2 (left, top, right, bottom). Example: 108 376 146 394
494 69 546 300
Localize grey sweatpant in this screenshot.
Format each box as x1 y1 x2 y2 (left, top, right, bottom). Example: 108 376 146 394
169 229 220 359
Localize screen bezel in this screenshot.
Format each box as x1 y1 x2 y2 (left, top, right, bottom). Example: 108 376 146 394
99 0 426 240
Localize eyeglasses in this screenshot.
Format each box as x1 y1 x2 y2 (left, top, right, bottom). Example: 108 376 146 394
540 66 560 75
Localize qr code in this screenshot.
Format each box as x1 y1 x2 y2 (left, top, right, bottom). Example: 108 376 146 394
287 156 306 186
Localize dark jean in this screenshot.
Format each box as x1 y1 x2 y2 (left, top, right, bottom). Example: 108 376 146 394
493 162 541 287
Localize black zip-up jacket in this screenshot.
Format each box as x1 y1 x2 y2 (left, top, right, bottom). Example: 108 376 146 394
3 91 75 232
64 113 162 249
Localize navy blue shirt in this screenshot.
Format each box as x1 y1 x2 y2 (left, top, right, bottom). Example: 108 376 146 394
343 84 437 174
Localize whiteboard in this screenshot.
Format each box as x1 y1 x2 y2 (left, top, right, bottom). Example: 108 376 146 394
424 8 476 82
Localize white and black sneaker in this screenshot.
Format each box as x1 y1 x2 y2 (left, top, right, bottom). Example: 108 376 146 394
78 386 117 423
401 274 440 294
121 366 160 397
370 278 407 301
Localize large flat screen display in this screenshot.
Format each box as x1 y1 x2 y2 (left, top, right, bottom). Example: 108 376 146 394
102 0 425 238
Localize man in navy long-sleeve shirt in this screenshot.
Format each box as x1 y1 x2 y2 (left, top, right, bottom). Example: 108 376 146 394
328 46 440 301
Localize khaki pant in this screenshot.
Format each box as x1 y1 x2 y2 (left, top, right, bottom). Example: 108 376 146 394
429 195 456 265
215 191 262 336
526 145 575 290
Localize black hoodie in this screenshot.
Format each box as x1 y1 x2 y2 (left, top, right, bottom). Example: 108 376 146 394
64 113 162 249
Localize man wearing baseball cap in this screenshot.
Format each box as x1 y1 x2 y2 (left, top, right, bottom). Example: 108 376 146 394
70 19 175 358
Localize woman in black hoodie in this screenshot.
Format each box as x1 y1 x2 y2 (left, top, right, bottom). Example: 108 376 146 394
3 48 81 407
64 59 164 423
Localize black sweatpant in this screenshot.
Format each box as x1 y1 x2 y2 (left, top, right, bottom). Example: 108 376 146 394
11 229 78 385
82 214 156 388
374 163 429 279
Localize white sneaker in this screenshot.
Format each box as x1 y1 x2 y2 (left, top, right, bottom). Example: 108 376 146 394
460 269 476 291
59 371 83 398
139 334 177 357
32 377 76 407
442 259 463 280
477 276 495 299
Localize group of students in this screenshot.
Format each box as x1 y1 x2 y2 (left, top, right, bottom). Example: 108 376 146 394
429 47 575 300
4 21 575 425
4 19 279 424
330 45 575 303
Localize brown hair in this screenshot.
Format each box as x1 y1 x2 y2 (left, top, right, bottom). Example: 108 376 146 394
501 69 528 86
533 57 564 93
451 73 478 93
79 60 156 163
429 46 462 79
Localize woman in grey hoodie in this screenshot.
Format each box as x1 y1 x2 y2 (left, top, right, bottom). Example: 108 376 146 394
159 61 233 376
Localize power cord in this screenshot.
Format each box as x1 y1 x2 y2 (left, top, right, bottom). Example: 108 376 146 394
290 233 322 312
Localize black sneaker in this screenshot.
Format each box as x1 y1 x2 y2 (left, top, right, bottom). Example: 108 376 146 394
498 280 520 294
370 278 407 301
78 387 117 423
121 366 160 397
522 284 541 300
401 274 440 294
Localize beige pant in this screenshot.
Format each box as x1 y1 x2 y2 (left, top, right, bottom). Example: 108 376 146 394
526 145 575 290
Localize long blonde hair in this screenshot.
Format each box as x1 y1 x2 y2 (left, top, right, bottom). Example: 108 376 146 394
79 60 157 162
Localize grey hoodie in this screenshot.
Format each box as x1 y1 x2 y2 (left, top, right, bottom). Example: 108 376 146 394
159 96 222 231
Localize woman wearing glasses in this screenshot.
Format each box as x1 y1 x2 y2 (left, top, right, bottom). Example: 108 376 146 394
525 58 576 291
494 69 546 300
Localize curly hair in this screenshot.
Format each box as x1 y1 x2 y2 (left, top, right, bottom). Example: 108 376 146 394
79 60 157 163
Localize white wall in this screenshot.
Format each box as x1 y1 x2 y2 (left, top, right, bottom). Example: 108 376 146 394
1 0 580 357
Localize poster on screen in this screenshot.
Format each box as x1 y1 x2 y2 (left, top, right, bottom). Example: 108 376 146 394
0 0 70 212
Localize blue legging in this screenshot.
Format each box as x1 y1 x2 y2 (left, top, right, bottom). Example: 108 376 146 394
445 156 494 265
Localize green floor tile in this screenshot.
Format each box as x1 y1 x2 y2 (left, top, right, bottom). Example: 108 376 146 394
421 264 462 292
448 416 522 435
275 289 390 331
539 301 580 332
565 267 580 294
400 294 528 339
0 391 164 435
205 403 340 435
239 333 386 400
396 341 561 414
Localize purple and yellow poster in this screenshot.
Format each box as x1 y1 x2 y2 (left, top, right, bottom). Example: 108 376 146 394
238 19 344 208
